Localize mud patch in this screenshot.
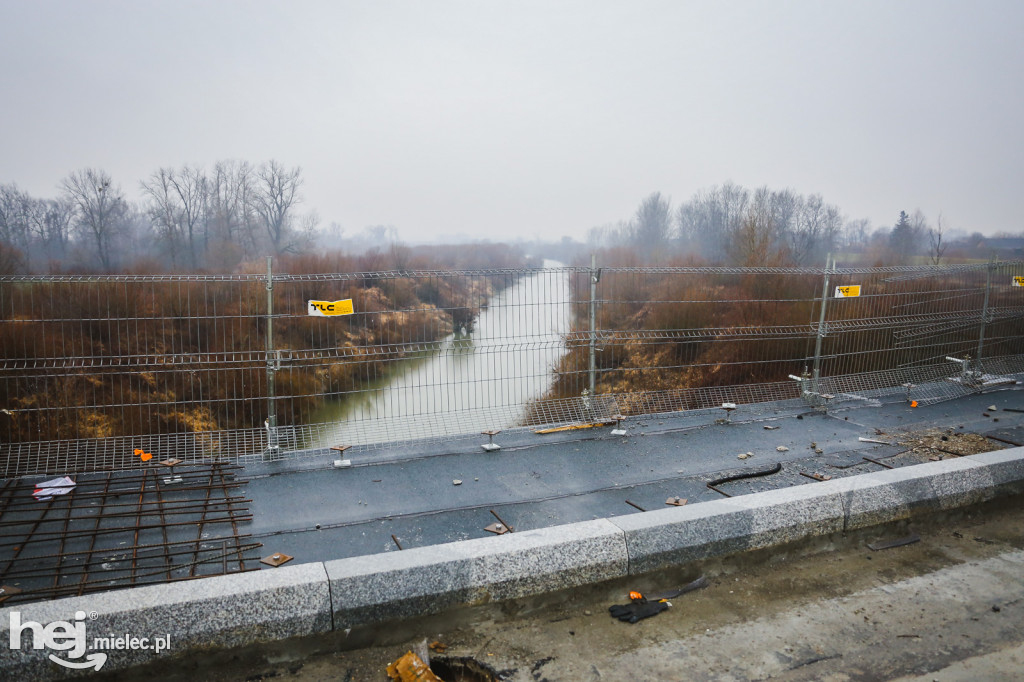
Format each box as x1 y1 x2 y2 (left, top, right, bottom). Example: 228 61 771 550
430 656 502 682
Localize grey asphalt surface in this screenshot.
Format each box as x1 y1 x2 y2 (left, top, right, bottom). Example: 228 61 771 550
240 386 1024 565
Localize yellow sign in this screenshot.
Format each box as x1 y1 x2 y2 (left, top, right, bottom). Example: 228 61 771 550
1014 276 1024 287
834 285 861 298
308 299 354 316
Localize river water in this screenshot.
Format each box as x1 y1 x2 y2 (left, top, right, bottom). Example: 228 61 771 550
314 261 571 446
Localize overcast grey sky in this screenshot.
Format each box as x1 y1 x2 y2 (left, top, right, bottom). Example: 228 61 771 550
1 0 1022 242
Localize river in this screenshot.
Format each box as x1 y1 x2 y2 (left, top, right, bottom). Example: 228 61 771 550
314 261 571 446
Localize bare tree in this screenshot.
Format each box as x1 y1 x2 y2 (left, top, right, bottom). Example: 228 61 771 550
169 165 207 268
141 165 208 268
60 168 129 270
0 183 33 256
141 167 186 266
630 192 673 256
843 218 871 250
252 160 304 255
929 212 948 265
207 160 256 265
36 197 75 263
677 182 749 261
727 187 787 266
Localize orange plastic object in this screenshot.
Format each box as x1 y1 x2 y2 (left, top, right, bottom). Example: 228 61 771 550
386 651 443 682
629 590 644 601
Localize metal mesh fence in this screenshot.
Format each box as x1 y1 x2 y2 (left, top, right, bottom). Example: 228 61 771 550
3 260 1023 477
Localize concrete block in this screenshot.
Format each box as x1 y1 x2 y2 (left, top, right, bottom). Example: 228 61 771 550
967 446 1024 494
830 472 916 530
326 519 627 628
0 562 331 679
611 484 844 575
925 458 996 510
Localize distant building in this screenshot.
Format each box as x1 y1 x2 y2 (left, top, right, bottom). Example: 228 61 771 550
976 237 1024 258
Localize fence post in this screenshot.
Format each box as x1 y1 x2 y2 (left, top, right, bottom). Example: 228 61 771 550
976 257 993 365
811 253 833 398
265 256 279 456
589 253 598 397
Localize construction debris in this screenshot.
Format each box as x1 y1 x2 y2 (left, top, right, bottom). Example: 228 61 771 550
867 533 921 551
707 462 783 497
610 576 708 623
665 497 687 506
489 509 514 533
260 552 294 567
534 421 615 434
608 598 668 623
386 651 443 682
32 476 76 501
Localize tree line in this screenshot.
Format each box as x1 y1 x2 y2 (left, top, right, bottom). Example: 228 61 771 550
586 183 975 266
0 160 316 273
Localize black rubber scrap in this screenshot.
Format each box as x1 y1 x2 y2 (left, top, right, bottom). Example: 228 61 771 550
706 462 783 488
867 532 920 551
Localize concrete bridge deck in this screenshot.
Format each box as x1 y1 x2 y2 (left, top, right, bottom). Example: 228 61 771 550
3 385 1024 679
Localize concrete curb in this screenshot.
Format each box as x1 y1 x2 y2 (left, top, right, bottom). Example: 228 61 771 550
3 449 1023 679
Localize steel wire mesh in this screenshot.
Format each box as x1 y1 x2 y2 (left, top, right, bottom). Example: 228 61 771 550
3 261 1024 477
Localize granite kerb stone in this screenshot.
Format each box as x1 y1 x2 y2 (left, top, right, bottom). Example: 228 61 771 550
965 447 1024 493
325 518 628 628
830 457 995 530
0 561 332 680
609 483 845 575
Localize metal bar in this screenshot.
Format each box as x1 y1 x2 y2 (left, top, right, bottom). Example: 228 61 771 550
1 496 57 577
589 253 597 397
76 472 113 596
489 509 514 533
153 477 175 581
51 491 74 592
265 256 277 454
190 465 216 578
0 498 253 525
0 533 258 569
812 254 832 395
216 463 247 573
4 544 265 603
977 257 993 362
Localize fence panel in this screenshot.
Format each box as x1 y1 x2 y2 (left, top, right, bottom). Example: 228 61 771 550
2 261 1023 477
